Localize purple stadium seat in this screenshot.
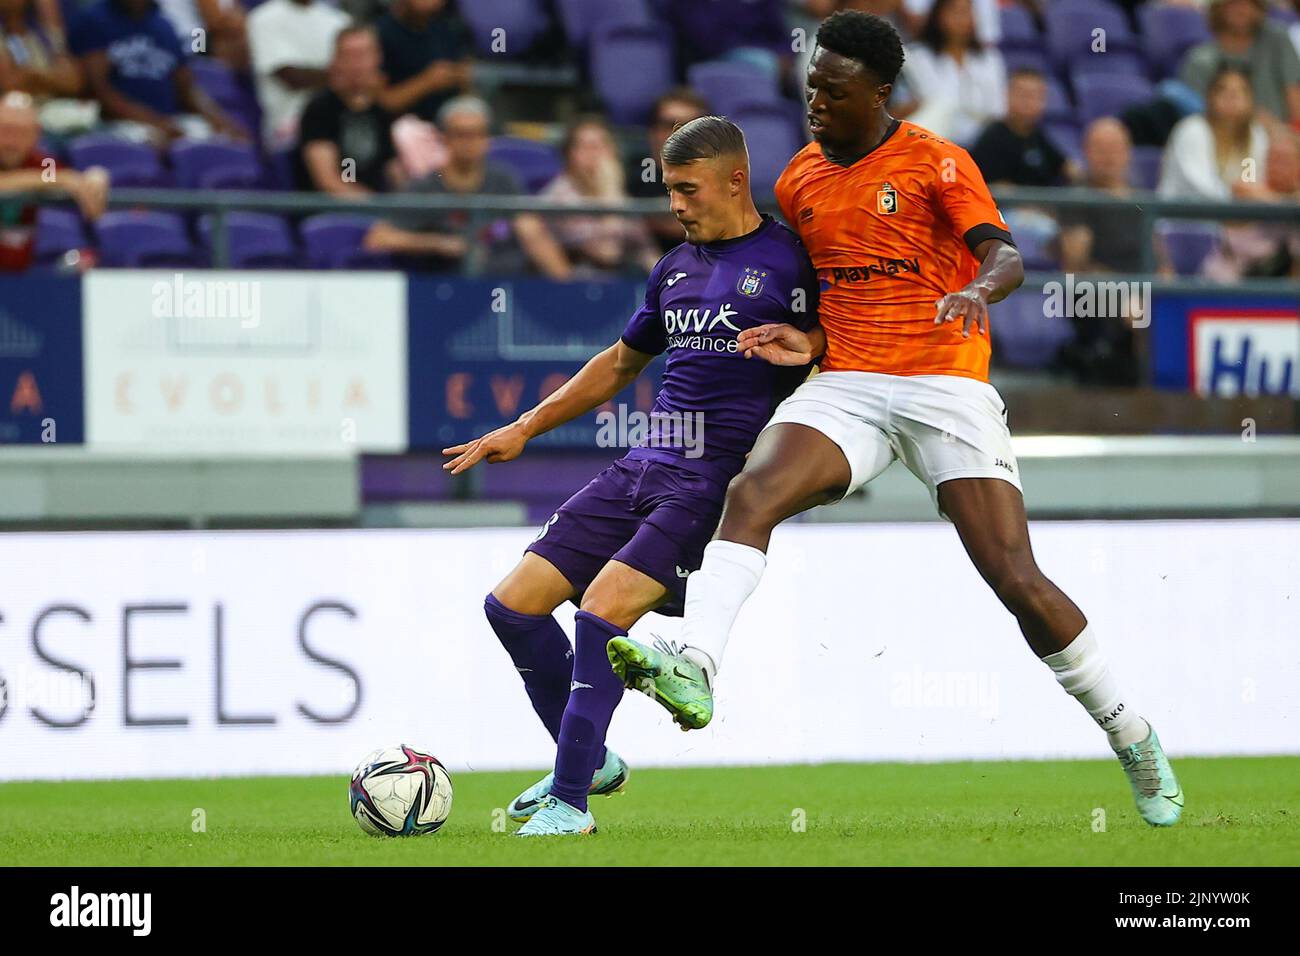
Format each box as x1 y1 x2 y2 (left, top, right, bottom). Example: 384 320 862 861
32 207 88 267
486 137 563 193
555 0 652 50
1068 50 1146 80
731 105 803 195
1137 3 1211 80
1044 0 1138 76
1043 75 1074 123
458 0 552 58
999 4 1040 50
300 213 390 269
170 139 263 189
589 22 675 124
1013 228 1059 272
198 212 297 268
187 56 241 101
1130 145 1163 190
67 133 168 187
687 60 780 116
991 292 1074 370
1043 121 1082 163
94 211 198 267
1001 48 1050 77
1072 73 1154 125
1156 221 1219 276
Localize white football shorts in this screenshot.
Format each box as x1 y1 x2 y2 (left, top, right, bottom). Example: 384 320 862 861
762 370 1023 515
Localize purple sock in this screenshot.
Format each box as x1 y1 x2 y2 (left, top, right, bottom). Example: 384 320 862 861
483 594 575 743
550 610 626 812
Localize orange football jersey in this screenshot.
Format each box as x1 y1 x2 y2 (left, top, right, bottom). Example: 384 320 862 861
775 120 1014 382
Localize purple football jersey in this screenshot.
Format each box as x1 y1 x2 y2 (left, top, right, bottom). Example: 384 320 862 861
619 214 819 486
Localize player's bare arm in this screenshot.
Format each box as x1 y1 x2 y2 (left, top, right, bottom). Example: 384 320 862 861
442 340 654 474
933 238 1024 339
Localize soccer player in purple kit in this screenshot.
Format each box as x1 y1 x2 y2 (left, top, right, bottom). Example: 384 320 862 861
441 117 819 836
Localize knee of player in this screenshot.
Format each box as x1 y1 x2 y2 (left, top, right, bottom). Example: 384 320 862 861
725 469 786 523
987 555 1048 605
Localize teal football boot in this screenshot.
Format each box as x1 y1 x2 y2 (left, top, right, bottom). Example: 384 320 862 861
515 795 597 836
1116 723 1184 827
607 636 713 730
506 748 628 823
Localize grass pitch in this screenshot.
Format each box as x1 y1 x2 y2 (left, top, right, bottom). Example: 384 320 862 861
2 757 1296 866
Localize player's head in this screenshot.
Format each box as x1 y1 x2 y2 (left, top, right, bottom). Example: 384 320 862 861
660 116 753 244
807 11 905 150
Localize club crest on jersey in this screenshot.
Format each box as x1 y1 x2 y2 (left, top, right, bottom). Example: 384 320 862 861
877 183 898 215
737 267 767 297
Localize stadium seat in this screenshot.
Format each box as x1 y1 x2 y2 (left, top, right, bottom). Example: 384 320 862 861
32 207 88 267
990 291 1074 370
94 210 199 267
1043 76 1075 123
1068 50 1146 81
458 0 552 58
998 4 1040 50
589 22 675 124
170 139 264 190
730 105 804 196
300 213 391 269
1044 0 1138 76
1001 48 1050 77
687 60 781 116
1130 145 1164 191
555 0 652 50
67 133 169 187
1072 73 1154 126
1137 3 1212 80
198 212 298 268
1043 120 1082 163
1156 221 1220 276
486 137 563 194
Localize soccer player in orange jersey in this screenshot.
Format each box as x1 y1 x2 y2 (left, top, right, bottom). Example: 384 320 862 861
607 11 1183 826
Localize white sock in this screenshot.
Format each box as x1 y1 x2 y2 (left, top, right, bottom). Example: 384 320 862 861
679 539 767 683
1041 625 1150 751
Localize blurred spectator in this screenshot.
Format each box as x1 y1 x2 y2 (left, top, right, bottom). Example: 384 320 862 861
69 0 246 144
364 95 570 278
1160 64 1271 199
0 0 81 100
1058 118 1145 274
1054 117 1144 386
0 92 108 272
625 87 710 254
896 0 1006 145
665 0 791 83
1203 129 1300 279
248 0 349 153
900 0 999 44
297 24 399 194
971 68 1073 187
376 0 471 123
540 115 659 278
155 1 248 69
1178 0 1300 126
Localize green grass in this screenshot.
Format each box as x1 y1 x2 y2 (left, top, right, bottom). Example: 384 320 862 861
1 757 1297 866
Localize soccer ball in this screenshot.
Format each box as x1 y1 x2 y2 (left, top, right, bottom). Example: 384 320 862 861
349 744 453 837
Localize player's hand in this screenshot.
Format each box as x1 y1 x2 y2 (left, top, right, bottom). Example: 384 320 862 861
442 422 528 475
737 323 815 365
934 287 990 339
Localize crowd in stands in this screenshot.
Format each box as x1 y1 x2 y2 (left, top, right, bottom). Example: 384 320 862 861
0 0 1297 370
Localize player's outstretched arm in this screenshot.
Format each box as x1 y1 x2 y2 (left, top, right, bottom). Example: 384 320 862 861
933 238 1024 339
441 340 654 474
737 324 826 366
